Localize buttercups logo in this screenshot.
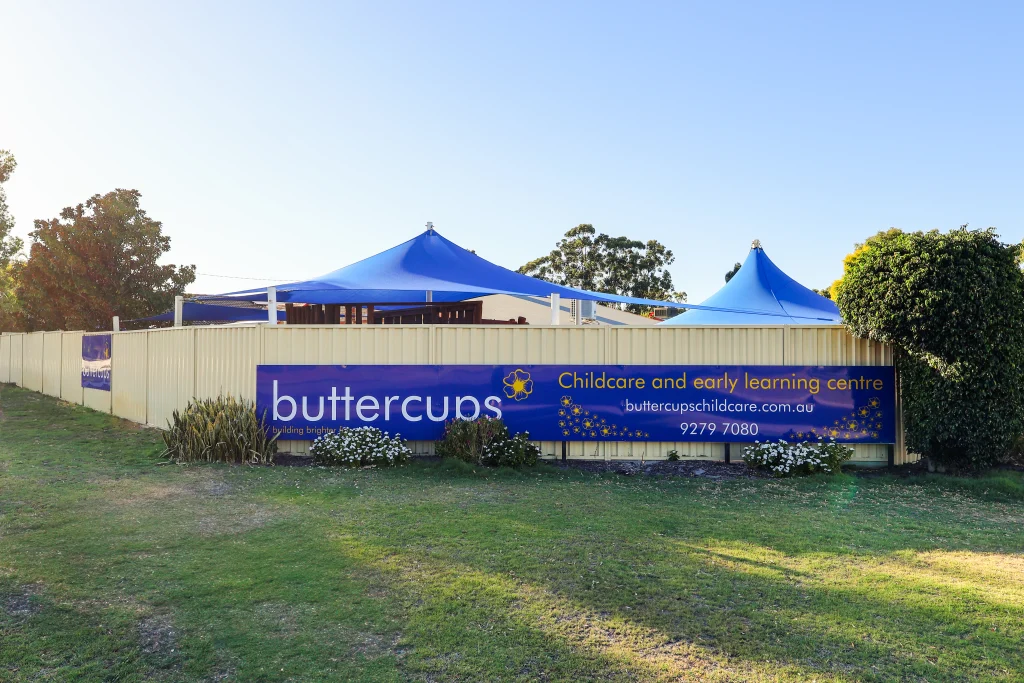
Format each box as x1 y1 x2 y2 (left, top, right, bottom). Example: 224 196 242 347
503 369 533 401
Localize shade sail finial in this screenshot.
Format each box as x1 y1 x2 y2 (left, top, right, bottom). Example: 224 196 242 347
751 239 762 249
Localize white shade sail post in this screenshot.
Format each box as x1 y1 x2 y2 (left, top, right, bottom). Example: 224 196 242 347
173 296 184 327
267 286 277 325
112 316 120 332
550 293 560 325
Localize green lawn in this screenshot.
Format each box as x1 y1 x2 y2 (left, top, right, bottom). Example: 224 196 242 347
1 386 1022 682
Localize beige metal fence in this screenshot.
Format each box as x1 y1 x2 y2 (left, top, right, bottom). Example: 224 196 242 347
0 325 911 464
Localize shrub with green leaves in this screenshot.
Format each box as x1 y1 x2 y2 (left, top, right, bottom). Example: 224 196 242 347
162 396 277 464
310 427 410 467
435 416 508 463
481 431 541 467
835 227 1024 471
436 417 539 467
743 438 852 476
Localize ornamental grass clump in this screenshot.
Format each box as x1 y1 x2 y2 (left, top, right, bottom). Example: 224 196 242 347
743 438 852 477
162 396 278 464
310 427 411 467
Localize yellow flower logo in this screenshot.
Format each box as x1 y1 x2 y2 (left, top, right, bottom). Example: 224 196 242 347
560 396 572 407
502 369 534 401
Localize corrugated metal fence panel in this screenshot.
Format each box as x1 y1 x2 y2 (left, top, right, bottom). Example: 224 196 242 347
0 334 11 383
263 325 432 364
783 327 892 366
83 388 111 414
9 334 24 386
194 325 261 402
42 332 63 397
610 326 786 365
21 333 44 392
147 328 196 428
111 332 148 424
61 332 84 404
434 326 606 364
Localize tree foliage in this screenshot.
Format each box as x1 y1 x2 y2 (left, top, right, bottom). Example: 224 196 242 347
724 262 741 283
835 226 1024 471
518 224 685 313
0 150 25 327
15 189 195 331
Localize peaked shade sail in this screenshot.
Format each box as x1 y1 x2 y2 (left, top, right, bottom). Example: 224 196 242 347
201 229 816 319
659 242 841 325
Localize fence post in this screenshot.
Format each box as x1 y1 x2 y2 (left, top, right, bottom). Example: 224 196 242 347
550 293 560 325
112 316 120 332
173 296 183 327
267 286 277 325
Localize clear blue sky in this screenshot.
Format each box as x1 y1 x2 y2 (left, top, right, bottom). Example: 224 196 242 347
3 1 1022 302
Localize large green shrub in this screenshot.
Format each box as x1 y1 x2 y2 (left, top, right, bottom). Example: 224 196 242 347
835 227 1024 471
162 396 277 464
436 417 539 467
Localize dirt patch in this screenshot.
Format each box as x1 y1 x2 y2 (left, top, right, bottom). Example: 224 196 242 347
195 502 277 536
103 480 194 505
551 459 764 480
139 613 178 657
352 631 403 658
1 582 44 618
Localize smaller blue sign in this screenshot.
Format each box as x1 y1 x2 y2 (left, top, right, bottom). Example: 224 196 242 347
82 334 112 391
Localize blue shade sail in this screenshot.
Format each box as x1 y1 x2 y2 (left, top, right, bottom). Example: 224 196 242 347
660 243 840 325
198 229 836 321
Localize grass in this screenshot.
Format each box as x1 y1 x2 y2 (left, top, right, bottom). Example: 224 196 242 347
1 385 1022 682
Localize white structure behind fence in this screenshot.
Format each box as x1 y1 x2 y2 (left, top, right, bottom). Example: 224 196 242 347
0 325 909 464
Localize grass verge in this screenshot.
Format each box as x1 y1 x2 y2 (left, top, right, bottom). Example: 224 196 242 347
1 385 1022 681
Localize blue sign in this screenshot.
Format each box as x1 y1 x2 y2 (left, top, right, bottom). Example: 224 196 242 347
256 365 896 443
82 334 112 391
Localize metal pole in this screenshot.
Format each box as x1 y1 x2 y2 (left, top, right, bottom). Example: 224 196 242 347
550 293 560 325
173 296 183 327
112 316 120 332
267 286 277 325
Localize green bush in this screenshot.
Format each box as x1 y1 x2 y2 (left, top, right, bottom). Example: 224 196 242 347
743 438 852 476
481 431 541 467
436 417 539 467
310 427 410 467
435 416 508 463
162 396 277 464
835 227 1024 471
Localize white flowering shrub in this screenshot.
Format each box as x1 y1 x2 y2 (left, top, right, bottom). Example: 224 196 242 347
481 431 541 467
310 427 411 467
743 438 853 476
